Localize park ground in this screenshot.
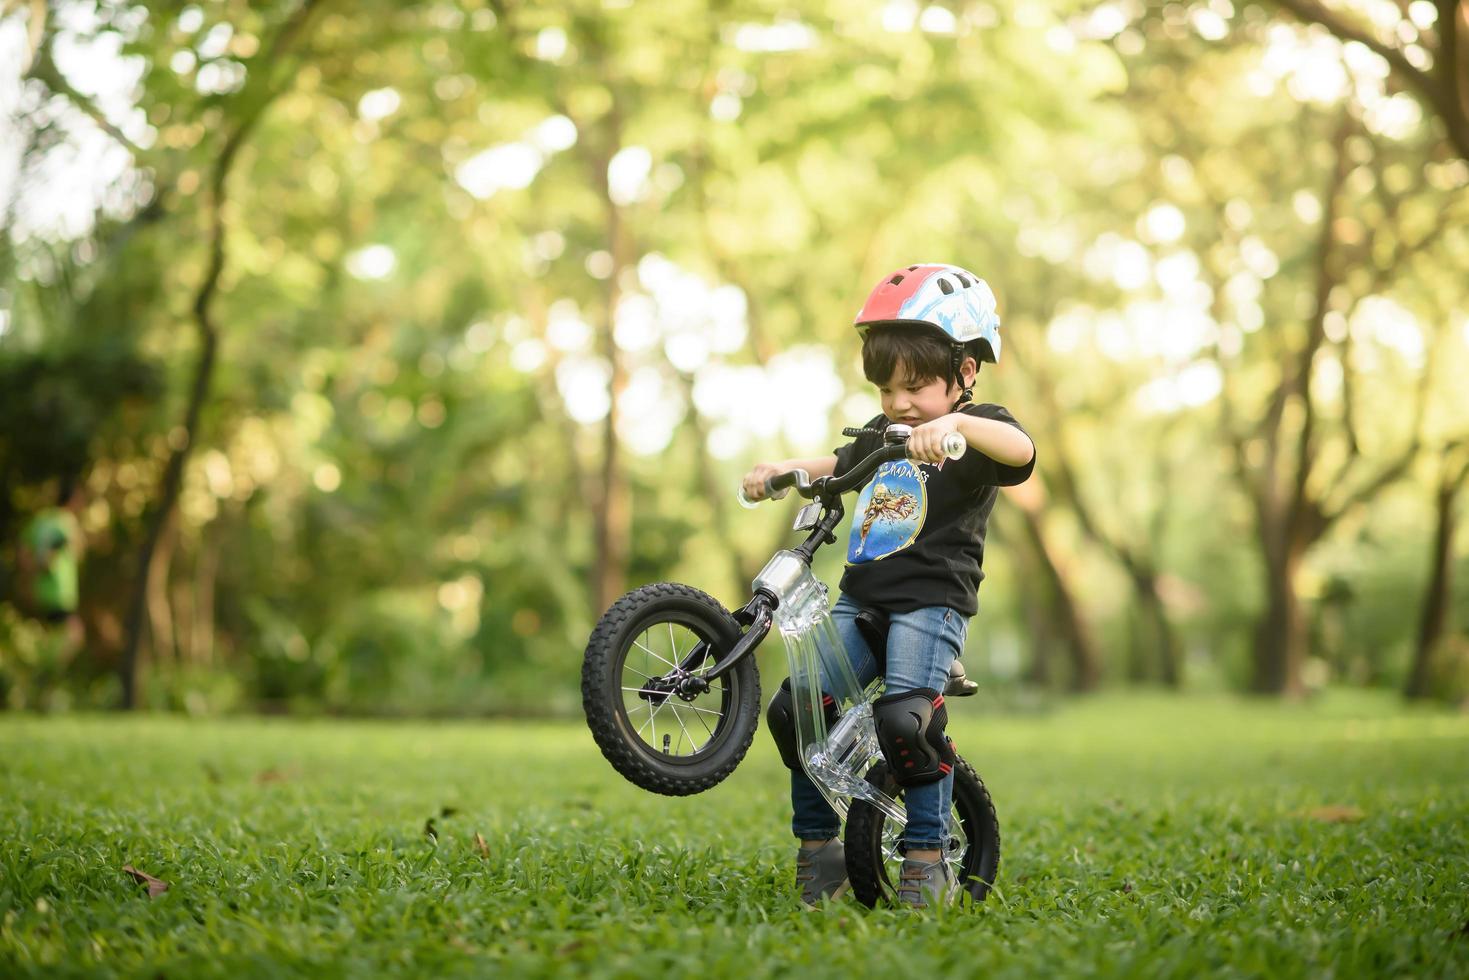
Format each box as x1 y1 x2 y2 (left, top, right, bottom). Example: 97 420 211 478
2 692 1467 978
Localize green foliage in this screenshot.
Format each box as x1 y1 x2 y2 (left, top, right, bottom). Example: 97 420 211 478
0 606 74 710
1 694 1466 976
1 0 1466 709
0 342 160 508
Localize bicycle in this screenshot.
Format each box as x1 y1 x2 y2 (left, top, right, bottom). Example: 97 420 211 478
581 422 1000 907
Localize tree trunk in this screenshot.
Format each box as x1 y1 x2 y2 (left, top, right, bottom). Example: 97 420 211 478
1251 536 1307 695
1022 587 1054 689
680 376 749 597
115 0 322 707
1016 508 1102 692
1125 602 1149 684
1406 461 1465 698
193 519 221 666
1132 569 1182 687
119 327 216 708
146 512 179 669
992 517 1053 688
588 134 633 616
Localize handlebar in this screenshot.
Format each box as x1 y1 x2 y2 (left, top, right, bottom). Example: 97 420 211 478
737 426 965 508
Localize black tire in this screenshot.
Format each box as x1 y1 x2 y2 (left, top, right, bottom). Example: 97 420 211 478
844 755 1000 907
582 583 761 796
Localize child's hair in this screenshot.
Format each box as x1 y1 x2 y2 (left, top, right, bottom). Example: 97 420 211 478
861 326 980 387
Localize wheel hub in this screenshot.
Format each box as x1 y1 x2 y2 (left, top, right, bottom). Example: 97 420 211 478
636 672 710 704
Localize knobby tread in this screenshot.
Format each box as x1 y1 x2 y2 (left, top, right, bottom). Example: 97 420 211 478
845 754 1000 908
582 583 761 797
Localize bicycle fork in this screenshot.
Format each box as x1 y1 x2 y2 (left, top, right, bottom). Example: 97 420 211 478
753 551 906 826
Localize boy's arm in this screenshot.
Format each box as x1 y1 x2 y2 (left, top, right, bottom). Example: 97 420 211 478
909 413 1034 467
955 415 1034 467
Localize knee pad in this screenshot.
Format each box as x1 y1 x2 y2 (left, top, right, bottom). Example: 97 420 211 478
766 679 840 772
873 688 955 787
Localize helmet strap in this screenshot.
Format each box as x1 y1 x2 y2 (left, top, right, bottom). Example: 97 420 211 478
951 344 974 408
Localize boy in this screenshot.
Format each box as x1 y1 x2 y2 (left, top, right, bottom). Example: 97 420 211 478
740 264 1034 908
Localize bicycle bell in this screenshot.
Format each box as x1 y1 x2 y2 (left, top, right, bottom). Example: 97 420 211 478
883 423 912 444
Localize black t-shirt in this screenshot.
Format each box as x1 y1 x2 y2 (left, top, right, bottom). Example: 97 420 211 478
833 403 1034 617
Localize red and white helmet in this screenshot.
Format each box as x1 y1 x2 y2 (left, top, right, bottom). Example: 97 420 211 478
853 263 1001 364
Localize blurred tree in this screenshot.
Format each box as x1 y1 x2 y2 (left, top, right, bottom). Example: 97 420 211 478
1002 479 1103 691
1270 0 1469 161
3 0 1463 713
112 0 327 707
1103 6 1469 694
1405 439 1469 699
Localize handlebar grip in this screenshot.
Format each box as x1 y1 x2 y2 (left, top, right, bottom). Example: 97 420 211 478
767 469 807 495
736 468 810 508
941 432 966 460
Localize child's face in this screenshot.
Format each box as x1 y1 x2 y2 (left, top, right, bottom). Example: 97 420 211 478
876 364 961 426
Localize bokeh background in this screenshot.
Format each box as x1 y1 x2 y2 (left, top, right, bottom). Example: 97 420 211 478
1 0 1466 715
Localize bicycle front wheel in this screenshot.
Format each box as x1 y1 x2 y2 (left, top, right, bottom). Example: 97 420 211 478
582 583 761 796
844 755 1000 907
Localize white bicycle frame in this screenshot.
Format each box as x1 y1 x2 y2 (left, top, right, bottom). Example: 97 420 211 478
752 550 906 826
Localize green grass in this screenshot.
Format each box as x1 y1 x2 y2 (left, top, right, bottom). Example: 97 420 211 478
2 692 1466 978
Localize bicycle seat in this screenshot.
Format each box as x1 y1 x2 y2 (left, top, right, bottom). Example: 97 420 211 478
945 659 978 697
855 609 977 697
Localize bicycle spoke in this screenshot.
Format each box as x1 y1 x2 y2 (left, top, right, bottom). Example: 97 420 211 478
669 705 697 752
631 694 714 756
883 828 903 865
636 700 655 737
644 694 682 745
620 690 725 719
633 637 679 672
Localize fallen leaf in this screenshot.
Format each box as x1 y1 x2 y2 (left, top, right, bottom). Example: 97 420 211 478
1305 805 1365 823
473 833 490 858
122 865 169 899
254 768 290 785
556 940 585 956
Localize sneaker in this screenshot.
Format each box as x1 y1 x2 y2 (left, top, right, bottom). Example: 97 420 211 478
896 855 957 909
795 839 848 906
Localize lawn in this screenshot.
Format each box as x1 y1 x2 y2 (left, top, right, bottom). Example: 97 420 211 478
2 692 1466 978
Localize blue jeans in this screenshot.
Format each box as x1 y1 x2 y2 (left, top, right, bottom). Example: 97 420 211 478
790 593 967 850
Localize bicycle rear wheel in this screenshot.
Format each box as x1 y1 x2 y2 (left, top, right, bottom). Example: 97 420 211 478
844 755 1000 907
582 583 761 796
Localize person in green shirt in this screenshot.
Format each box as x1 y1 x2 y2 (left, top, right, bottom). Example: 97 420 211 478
17 480 85 627
9 480 87 704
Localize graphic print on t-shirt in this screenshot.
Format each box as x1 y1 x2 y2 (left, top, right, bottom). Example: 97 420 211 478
847 459 928 562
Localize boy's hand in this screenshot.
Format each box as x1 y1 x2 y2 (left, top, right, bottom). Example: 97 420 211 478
740 462 788 502
908 415 967 463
